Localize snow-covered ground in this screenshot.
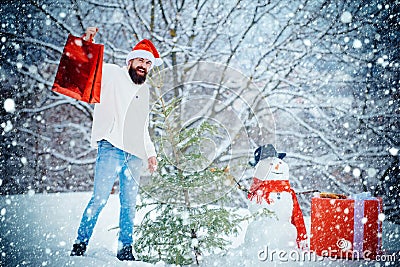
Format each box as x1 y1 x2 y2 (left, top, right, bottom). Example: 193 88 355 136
0 192 399 266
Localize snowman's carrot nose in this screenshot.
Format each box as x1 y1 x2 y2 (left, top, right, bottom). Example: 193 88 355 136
274 164 280 170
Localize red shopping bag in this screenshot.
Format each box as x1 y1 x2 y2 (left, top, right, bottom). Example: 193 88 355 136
52 34 104 103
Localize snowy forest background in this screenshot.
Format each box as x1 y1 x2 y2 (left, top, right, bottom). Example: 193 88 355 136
0 0 399 223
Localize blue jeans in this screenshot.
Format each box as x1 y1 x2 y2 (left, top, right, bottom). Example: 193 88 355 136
75 140 143 246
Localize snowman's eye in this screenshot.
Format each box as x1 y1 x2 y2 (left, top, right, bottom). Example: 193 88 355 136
270 163 273 165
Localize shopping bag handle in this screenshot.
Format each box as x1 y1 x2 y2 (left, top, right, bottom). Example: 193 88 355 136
82 28 98 43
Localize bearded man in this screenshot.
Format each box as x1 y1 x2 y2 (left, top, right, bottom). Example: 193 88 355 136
70 27 161 261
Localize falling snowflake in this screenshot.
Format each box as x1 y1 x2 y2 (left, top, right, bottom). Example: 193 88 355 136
352 39 362 49
21 157 28 165
2 120 13 132
4 98 15 113
340 11 352 23
352 168 361 178
303 39 312 47
343 165 351 173
389 147 399 156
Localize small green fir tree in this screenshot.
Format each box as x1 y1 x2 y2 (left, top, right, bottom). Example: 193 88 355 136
134 91 243 265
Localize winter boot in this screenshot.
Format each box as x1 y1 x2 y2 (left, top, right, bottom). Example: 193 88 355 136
117 245 136 261
70 242 87 256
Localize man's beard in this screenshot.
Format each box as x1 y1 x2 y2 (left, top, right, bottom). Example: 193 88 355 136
128 66 147 84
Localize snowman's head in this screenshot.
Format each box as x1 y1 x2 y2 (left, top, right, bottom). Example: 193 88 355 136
250 144 289 181
254 156 290 180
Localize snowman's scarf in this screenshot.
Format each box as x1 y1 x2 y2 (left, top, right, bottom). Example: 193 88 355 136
247 178 308 248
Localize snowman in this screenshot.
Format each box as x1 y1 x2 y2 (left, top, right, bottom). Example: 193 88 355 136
243 144 307 262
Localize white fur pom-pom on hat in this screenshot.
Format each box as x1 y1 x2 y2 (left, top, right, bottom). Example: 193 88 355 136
125 39 163 68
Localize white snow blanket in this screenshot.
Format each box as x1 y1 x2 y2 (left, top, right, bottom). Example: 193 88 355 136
0 192 399 266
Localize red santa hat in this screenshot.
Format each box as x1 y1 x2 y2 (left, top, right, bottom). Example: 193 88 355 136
125 39 163 68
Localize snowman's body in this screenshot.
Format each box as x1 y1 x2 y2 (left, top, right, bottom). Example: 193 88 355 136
201 146 307 267
244 157 298 261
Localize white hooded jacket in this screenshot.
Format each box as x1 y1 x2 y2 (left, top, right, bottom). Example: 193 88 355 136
90 63 156 159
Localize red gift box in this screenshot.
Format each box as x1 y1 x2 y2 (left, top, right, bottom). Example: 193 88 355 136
310 195 383 259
